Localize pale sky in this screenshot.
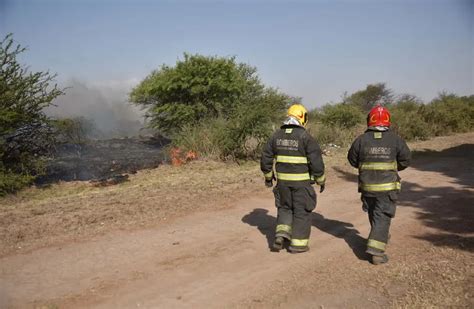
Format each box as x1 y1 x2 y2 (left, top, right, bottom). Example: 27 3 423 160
1 0 473 109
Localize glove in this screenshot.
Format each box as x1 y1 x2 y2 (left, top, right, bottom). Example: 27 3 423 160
265 178 273 188
319 184 325 193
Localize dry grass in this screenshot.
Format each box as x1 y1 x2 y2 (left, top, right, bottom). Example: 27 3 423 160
1 132 473 259
0 160 263 257
388 246 473 308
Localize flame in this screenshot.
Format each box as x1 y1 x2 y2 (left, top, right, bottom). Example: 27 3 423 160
170 147 198 166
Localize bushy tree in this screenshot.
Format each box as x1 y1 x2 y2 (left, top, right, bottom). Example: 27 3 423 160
130 53 268 135
319 103 365 128
389 95 431 140
0 34 64 195
131 53 291 159
346 83 393 112
423 93 474 135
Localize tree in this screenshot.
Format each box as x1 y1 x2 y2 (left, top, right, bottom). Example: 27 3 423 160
130 53 291 160
319 103 365 128
0 33 64 194
347 83 393 112
130 53 285 136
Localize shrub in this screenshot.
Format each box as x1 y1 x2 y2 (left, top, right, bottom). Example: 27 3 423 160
0 169 34 196
130 53 280 136
389 95 431 140
0 33 64 194
307 122 365 148
389 93 474 140
319 103 365 128
422 94 474 135
173 89 289 160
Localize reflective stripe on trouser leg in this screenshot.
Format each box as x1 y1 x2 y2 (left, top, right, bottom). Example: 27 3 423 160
364 195 393 254
367 239 386 251
276 185 293 239
275 224 292 239
290 238 309 247
289 186 313 250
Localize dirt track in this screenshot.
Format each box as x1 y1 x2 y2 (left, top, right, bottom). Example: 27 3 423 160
1 134 473 308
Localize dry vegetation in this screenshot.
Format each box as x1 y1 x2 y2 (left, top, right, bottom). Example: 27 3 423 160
1 133 473 308
2 133 472 258
0 160 263 257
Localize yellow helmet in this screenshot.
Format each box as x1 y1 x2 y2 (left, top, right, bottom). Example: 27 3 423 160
287 104 308 126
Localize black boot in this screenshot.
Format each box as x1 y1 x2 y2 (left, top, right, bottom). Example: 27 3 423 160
371 254 389 265
288 245 309 253
272 236 284 251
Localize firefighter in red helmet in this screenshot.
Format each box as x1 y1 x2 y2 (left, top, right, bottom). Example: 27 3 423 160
347 105 411 264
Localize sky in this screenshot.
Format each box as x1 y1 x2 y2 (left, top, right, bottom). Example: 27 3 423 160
1 0 473 111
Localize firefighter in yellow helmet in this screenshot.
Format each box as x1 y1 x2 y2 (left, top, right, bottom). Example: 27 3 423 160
260 104 326 253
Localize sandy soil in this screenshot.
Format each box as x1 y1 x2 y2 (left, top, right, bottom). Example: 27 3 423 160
0 133 473 308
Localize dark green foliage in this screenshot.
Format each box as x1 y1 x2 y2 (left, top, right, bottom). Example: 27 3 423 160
130 53 266 135
308 87 473 146
0 33 64 195
319 103 365 128
345 83 393 112
422 93 474 136
389 93 474 140
132 54 290 159
0 170 34 196
389 95 431 140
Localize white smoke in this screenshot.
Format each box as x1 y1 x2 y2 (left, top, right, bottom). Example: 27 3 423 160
46 79 145 138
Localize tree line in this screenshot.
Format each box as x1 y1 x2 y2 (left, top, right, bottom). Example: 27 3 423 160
1 34 473 195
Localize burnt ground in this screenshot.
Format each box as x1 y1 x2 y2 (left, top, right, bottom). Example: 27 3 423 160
36 136 170 184
0 132 473 308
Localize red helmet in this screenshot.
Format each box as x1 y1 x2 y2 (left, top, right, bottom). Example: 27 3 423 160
367 105 391 127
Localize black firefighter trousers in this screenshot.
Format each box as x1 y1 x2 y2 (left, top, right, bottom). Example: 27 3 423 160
273 184 317 251
362 193 397 256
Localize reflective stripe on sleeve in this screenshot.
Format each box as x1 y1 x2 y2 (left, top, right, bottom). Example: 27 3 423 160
276 172 311 181
276 155 308 164
290 239 309 247
264 171 273 180
361 182 401 192
276 224 292 233
315 174 326 184
359 161 397 171
367 239 386 251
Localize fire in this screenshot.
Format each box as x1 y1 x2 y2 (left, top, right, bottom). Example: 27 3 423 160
171 147 198 166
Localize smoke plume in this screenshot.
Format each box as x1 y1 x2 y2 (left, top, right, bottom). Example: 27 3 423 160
46 79 145 138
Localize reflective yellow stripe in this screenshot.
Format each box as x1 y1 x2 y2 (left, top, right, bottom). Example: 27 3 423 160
359 161 397 171
367 239 386 251
276 224 292 233
276 155 308 164
315 174 326 184
264 171 273 179
361 182 401 192
276 172 310 181
290 239 309 247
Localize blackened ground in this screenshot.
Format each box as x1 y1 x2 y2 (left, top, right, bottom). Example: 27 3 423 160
36 136 170 183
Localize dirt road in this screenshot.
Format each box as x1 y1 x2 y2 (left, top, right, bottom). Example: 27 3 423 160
1 135 473 308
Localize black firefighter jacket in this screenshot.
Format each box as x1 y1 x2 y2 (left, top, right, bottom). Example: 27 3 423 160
260 125 325 187
347 128 411 196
